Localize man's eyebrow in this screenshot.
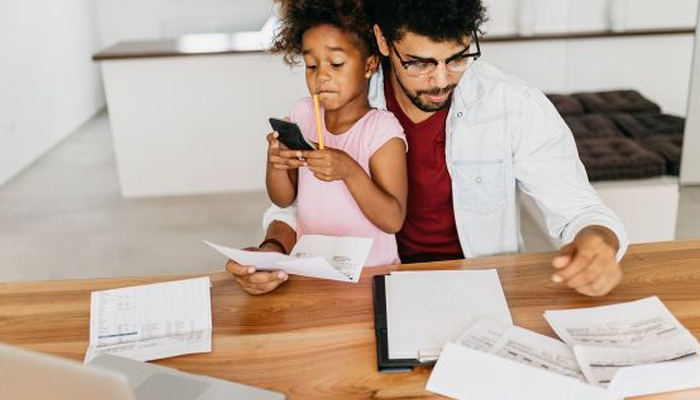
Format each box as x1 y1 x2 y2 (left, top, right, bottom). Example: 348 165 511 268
403 46 470 62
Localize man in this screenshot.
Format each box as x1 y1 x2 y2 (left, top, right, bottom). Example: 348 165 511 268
228 0 627 297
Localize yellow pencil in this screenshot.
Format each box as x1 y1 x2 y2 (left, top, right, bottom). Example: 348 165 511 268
312 94 324 150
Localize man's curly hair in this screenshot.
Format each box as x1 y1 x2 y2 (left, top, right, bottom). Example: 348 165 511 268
368 0 487 45
270 0 377 66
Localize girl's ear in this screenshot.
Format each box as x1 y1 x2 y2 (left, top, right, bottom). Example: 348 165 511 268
365 54 379 79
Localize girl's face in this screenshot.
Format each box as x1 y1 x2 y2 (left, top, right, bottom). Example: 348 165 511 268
301 24 377 112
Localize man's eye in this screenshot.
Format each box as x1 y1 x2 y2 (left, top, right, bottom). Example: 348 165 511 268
407 61 433 71
306 65 317 70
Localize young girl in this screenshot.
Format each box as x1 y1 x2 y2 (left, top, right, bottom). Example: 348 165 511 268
266 0 407 266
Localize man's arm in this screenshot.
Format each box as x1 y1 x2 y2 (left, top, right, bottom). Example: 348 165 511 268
226 214 298 295
551 225 622 297
512 88 628 296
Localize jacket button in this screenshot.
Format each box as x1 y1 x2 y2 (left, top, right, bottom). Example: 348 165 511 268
475 177 483 184
457 112 464 117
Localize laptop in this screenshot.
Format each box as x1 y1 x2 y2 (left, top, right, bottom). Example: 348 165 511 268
0 343 285 400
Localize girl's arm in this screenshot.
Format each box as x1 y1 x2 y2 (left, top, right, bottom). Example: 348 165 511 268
266 132 299 207
300 138 407 233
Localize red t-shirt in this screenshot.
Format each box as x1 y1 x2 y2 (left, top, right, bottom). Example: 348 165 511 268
384 76 464 263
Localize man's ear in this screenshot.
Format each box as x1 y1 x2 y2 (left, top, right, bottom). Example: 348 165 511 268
373 24 390 57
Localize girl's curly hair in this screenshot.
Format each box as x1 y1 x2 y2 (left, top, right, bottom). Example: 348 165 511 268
270 0 377 66
367 0 488 45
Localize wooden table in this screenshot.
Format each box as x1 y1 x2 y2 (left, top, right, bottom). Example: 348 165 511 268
2 240 700 399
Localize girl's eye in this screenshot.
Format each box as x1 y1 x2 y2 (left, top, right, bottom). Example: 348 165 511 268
331 62 344 68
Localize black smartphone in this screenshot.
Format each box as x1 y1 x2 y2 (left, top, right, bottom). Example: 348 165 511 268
268 118 316 151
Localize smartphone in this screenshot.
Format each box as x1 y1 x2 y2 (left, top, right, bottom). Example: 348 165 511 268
268 118 316 151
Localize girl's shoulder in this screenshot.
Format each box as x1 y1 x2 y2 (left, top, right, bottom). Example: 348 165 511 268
288 97 315 120
358 109 407 156
361 108 405 136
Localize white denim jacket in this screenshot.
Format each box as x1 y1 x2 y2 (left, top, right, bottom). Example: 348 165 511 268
263 60 628 260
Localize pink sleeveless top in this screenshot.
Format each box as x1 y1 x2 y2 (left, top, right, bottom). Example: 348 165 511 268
289 98 406 267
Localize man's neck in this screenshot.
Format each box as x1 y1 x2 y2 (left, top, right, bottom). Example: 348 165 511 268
389 69 436 124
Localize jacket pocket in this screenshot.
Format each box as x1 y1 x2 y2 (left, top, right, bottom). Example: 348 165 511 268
452 160 506 214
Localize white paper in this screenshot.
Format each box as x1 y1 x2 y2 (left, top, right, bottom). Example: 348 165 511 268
205 235 373 283
457 318 586 382
385 270 512 360
426 343 621 400
545 296 700 394
85 277 212 363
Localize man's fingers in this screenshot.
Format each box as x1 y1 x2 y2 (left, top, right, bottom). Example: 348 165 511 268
234 271 288 295
226 260 255 276
247 270 288 284
564 259 604 289
575 266 622 297
234 276 282 295
552 243 575 269
551 251 594 284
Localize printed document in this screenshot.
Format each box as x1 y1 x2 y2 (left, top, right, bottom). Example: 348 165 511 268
205 235 373 282
545 296 700 395
85 277 212 363
385 270 512 360
427 343 619 400
456 318 586 381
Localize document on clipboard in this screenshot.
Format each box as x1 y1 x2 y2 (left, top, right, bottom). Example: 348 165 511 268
372 270 512 372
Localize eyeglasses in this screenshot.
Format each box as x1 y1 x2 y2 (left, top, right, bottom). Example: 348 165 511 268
389 32 481 78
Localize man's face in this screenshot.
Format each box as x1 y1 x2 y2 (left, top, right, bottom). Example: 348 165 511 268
380 31 472 112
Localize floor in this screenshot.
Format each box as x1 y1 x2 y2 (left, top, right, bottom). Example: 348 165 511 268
0 111 698 282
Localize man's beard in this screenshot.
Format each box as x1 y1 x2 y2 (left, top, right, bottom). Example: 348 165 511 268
394 70 456 112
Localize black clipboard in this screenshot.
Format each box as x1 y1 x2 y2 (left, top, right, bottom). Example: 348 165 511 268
372 274 437 372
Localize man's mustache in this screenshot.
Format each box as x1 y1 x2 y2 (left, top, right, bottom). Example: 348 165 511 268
416 85 457 97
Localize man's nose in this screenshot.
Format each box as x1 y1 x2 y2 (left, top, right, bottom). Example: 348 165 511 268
429 63 450 90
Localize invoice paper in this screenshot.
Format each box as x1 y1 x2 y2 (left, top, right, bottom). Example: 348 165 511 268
205 235 373 282
85 277 212 363
427 343 619 400
545 296 700 396
456 318 586 381
385 270 512 360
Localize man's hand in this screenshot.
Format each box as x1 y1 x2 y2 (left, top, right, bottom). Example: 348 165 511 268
226 245 288 295
551 225 622 297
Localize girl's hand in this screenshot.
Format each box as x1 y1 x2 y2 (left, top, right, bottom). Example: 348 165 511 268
267 132 305 170
300 148 362 182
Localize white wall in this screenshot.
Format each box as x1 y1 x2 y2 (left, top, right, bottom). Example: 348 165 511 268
94 0 276 47
484 0 698 35
481 0 698 116
681 6 700 185
0 0 105 188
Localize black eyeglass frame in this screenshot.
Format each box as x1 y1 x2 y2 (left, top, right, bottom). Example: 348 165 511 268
388 31 482 77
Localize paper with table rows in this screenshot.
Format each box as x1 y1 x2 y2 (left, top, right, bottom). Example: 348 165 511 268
544 296 700 388
205 235 373 282
85 277 212 363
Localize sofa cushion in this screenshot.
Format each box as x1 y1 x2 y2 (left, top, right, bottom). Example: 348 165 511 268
611 113 685 138
564 114 624 139
573 90 661 114
547 94 585 116
575 136 667 181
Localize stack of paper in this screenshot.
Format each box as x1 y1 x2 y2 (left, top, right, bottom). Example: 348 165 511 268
206 235 373 283
545 296 700 396
385 270 512 361
85 277 212 363
427 297 700 400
